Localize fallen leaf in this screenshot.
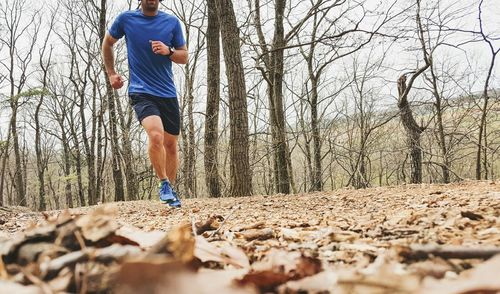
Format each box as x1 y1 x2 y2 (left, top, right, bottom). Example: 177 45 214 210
232 221 266 232
147 223 195 263
460 211 484 221
238 228 274 241
194 236 250 269
47 267 72 292
421 254 500 294
281 228 300 242
0 281 43 294
114 224 166 249
115 260 256 294
75 207 119 243
238 249 322 292
196 215 224 235
278 271 338 293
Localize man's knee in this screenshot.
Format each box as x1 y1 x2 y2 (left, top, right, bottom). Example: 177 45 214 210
164 137 177 155
148 130 164 149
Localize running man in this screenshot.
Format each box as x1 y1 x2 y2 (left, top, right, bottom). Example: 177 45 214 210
102 0 188 207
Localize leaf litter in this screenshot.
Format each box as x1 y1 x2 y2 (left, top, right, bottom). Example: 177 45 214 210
0 180 499 293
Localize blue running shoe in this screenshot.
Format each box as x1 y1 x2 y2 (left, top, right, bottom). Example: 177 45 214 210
169 189 182 208
159 180 181 208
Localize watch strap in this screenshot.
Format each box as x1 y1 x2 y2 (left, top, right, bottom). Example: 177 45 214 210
167 46 175 57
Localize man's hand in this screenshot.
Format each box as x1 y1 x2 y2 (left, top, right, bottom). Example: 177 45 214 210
108 73 124 89
150 40 170 56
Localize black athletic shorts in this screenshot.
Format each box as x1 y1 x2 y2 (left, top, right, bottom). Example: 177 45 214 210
129 93 180 136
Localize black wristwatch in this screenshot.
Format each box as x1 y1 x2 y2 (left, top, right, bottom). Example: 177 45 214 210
167 46 175 57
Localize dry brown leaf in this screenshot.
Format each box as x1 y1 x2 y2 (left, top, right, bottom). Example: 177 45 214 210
281 228 301 242
194 236 250 269
407 258 453 279
278 271 338 293
75 207 119 243
232 221 266 232
148 222 195 263
460 211 484 221
238 270 290 292
238 228 274 241
330 230 360 242
238 249 322 292
47 267 72 292
0 280 43 294
114 224 166 249
195 215 224 235
220 243 251 269
115 260 256 294
421 254 500 294
17 243 67 266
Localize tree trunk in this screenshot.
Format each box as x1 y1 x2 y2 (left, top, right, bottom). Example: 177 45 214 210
216 0 252 196
181 89 196 198
122 121 138 201
435 94 450 183
62 131 73 208
35 37 53 210
253 0 291 194
398 75 424 184
310 77 322 191
11 96 25 206
271 0 291 194
96 98 106 203
99 0 125 203
204 0 222 198
0 130 10 206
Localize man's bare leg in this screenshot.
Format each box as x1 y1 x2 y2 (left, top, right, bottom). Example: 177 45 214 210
163 132 179 184
142 116 167 180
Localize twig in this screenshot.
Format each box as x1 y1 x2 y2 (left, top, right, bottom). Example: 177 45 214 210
191 215 197 236
400 245 500 261
338 278 413 293
208 205 240 238
74 230 86 250
21 267 53 294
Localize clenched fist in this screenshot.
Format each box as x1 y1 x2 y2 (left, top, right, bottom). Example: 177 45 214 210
108 73 124 89
150 40 171 56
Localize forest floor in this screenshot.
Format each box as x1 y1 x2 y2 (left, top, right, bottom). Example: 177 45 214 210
1 180 499 293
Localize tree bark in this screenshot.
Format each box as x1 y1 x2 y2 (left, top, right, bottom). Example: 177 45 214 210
397 75 424 184
253 0 291 194
204 0 222 198
99 0 125 203
216 0 252 196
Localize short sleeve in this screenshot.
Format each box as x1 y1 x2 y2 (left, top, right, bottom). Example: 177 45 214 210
172 18 186 48
109 13 125 40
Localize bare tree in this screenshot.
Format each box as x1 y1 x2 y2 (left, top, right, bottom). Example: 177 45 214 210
99 0 125 202
216 0 252 196
204 0 222 197
396 0 434 184
171 0 207 198
45 76 76 208
0 0 41 206
250 0 293 194
474 0 499 180
33 12 55 210
342 52 398 189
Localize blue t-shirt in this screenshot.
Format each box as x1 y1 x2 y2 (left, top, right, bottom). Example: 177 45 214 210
108 10 185 98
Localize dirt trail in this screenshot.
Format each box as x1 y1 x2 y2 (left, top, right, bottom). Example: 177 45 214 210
3 181 499 243
1 181 499 293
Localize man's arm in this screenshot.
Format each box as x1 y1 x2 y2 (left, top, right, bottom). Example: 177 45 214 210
102 33 124 89
170 45 188 65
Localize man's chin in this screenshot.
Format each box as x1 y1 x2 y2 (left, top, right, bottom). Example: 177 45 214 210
144 5 158 12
